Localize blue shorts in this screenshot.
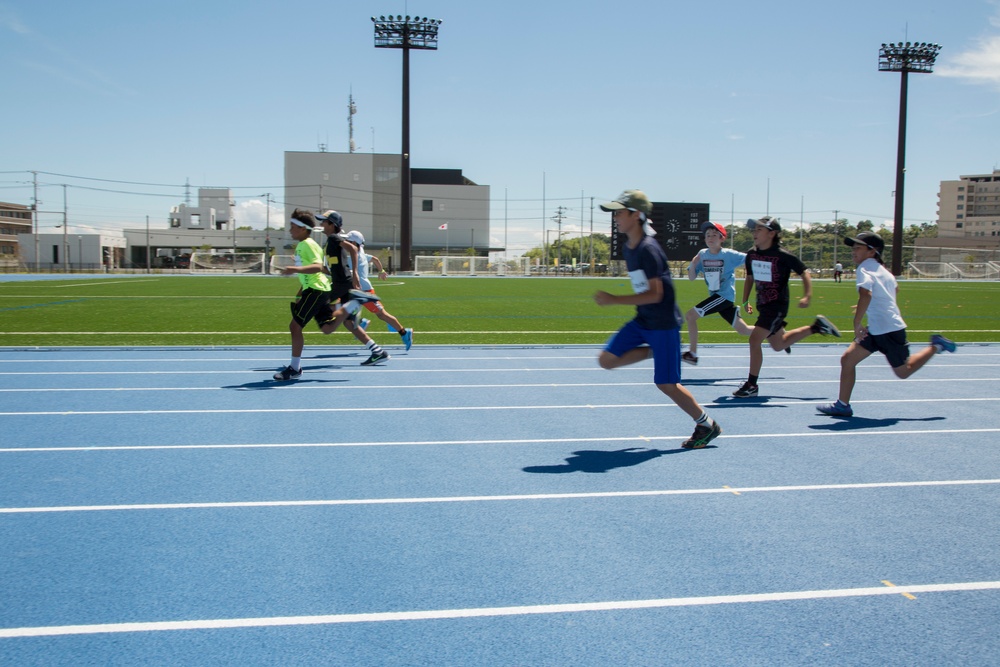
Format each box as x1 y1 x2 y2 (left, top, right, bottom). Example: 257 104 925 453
604 320 682 385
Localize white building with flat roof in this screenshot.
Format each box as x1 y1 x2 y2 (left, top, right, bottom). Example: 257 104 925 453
283 151 491 257
168 188 234 231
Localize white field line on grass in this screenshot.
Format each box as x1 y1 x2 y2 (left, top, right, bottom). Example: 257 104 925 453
1 580 999 638
1 396 999 418
3 479 1000 514
2 427 1000 453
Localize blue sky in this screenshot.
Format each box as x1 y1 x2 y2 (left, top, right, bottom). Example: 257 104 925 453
2 0 999 256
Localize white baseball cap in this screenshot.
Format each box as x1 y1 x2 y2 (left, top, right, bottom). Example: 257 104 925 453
346 230 365 246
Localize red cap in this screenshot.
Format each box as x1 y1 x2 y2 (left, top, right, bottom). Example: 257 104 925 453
701 222 727 239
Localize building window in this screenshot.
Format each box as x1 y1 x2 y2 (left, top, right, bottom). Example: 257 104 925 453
957 205 964 210
422 200 433 212
958 195 964 201
376 166 399 183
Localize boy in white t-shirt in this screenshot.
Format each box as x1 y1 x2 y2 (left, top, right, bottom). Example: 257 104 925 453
818 232 957 417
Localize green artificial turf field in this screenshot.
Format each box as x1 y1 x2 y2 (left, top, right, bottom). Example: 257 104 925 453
0 275 997 347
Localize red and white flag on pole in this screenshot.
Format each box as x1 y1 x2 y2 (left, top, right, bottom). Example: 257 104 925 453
438 223 448 230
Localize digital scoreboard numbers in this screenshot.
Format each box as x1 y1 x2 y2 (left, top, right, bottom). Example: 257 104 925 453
611 202 710 262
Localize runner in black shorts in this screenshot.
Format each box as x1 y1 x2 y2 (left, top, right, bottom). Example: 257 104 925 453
733 217 841 398
683 222 753 365
316 210 390 366
818 232 956 417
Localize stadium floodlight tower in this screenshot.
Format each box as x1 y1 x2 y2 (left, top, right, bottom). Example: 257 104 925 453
372 14 442 272
878 41 941 276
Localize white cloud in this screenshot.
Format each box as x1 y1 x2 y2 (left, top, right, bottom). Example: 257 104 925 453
937 34 1000 87
233 199 283 229
937 3 1000 88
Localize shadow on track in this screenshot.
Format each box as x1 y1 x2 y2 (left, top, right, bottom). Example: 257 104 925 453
523 446 710 474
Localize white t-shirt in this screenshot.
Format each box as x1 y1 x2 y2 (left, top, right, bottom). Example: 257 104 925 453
345 250 374 291
856 257 906 335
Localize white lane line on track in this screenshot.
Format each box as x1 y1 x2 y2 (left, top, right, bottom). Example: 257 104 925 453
2 365 998 376
2 580 999 638
2 397 999 417
3 427 1000 453
0 377 998 392
2 353 999 364
4 329 1000 334
3 479 999 514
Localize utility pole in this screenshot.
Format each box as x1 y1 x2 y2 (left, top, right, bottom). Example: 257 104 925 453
833 209 839 267
62 185 69 272
553 206 567 272
31 171 39 272
263 193 271 274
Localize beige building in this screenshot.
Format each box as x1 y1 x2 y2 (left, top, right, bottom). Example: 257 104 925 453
0 202 33 263
283 151 491 257
937 169 1000 243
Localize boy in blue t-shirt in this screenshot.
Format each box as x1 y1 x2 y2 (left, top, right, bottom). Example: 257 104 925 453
593 190 721 449
683 222 753 365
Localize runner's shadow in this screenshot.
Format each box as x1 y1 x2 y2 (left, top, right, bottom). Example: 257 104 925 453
809 416 946 431
681 377 746 386
223 377 349 390
710 395 826 408
523 446 708 474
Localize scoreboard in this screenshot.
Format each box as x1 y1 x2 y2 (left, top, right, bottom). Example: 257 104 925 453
610 202 711 262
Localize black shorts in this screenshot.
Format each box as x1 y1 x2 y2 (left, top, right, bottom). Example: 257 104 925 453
290 288 333 328
754 302 788 337
330 282 354 305
858 328 911 368
693 294 740 327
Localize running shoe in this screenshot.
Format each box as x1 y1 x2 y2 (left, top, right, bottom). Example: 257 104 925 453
784 346 792 354
681 351 698 365
812 315 841 337
348 289 380 304
359 318 370 331
732 382 758 398
682 421 722 449
930 334 957 353
401 328 414 351
361 350 390 366
817 401 853 417
273 365 302 381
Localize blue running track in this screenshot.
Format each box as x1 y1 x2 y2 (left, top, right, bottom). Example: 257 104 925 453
1 343 999 665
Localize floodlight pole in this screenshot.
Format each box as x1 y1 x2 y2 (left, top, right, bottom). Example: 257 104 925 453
372 14 442 272
879 41 940 276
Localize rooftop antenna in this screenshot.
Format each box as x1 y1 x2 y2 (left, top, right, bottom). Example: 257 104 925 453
184 178 191 206
349 89 358 153
318 134 327 152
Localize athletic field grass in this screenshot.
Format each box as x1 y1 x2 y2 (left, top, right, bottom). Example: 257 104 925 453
1 275 997 347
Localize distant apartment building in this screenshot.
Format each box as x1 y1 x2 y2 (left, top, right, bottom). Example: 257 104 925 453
937 169 1000 243
0 201 32 261
283 151 491 257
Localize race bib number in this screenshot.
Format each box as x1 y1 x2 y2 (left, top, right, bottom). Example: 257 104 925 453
751 259 774 283
705 269 721 292
628 269 650 294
